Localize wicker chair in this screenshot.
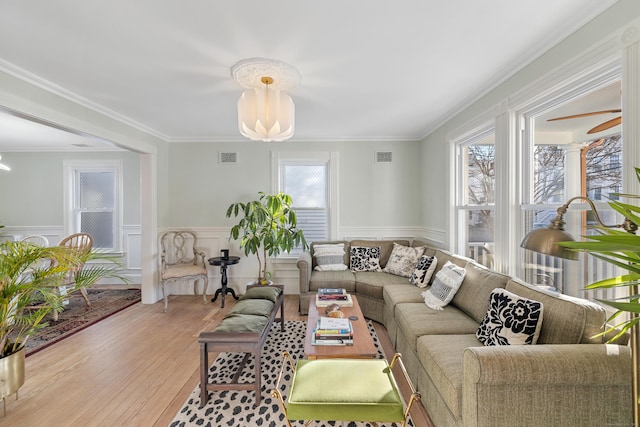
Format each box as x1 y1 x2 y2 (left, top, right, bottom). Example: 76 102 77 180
55 233 94 320
160 230 209 312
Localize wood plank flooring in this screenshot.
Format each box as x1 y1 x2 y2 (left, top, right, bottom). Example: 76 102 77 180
2 294 433 427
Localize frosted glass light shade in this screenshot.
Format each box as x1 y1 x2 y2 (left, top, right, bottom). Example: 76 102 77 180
237 85 295 142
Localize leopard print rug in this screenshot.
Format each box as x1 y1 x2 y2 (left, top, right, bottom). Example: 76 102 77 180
170 320 413 427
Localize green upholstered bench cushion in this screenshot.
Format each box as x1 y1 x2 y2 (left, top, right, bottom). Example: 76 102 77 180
212 314 270 333
239 286 282 303
228 299 275 317
287 358 404 422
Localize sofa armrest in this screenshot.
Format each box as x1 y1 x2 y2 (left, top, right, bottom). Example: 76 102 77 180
297 251 312 293
462 344 632 427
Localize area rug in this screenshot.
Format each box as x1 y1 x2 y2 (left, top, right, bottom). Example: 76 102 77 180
170 320 414 427
22 288 141 356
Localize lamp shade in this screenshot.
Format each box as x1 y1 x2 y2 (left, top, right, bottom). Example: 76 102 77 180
520 227 579 260
237 84 295 142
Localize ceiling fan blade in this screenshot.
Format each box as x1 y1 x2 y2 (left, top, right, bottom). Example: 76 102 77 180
587 116 622 134
547 109 622 121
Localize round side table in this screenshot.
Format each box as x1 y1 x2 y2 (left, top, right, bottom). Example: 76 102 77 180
208 256 240 308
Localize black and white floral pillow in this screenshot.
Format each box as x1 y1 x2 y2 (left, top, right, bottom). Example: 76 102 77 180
350 246 382 272
476 288 544 346
409 255 437 287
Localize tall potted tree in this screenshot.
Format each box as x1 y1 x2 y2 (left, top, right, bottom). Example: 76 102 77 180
226 192 308 284
0 240 126 409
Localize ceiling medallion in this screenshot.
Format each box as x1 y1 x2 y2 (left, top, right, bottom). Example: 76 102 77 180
231 58 301 142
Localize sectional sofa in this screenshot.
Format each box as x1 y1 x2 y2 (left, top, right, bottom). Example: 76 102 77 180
296 239 632 427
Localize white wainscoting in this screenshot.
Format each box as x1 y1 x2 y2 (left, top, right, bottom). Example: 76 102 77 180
158 226 438 298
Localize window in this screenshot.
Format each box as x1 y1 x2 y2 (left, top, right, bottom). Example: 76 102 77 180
64 160 122 252
272 152 338 252
454 128 495 268
519 77 622 297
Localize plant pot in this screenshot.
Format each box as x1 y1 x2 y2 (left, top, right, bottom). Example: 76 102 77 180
247 279 274 287
0 346 25 403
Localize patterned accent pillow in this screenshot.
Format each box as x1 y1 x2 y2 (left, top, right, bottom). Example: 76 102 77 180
476 288 544 346
409 255 437 288
313 244 348 271
383 243 426 277
421 261 466 310
349 246 382 272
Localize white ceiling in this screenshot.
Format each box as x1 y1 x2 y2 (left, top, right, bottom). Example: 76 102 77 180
0 0 620 151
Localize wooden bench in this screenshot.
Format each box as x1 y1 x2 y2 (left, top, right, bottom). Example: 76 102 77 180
198 284 284 406
271 352 420 427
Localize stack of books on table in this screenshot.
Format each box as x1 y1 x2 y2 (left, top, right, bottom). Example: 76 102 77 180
315 288 354 307
312 316 354 346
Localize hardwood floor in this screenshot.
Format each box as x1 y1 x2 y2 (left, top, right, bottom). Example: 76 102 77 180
3 294 433 427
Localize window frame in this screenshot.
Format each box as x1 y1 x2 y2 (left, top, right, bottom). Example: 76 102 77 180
271 151 338 253
63 159 123 253
452 123 496 264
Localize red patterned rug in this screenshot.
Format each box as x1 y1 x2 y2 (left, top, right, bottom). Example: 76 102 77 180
22 288 141 356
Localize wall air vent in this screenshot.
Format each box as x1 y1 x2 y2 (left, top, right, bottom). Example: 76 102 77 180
219 152 238 164
375 151 393 163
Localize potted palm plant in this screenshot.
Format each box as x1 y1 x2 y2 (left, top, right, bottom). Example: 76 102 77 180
0 240 125 408
558 167 640 416
226 192 308 285
558 167 640 341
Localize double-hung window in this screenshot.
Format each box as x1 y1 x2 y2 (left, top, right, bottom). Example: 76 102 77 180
453 127 496 268
64 160 122 252
272 151 337 253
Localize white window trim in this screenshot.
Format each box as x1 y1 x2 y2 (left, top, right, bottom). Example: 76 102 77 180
63 159 123 253
271 151 339 242
450 120 496 260
446 20 640 285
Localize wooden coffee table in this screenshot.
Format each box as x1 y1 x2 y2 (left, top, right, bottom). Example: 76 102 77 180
304 294 377 360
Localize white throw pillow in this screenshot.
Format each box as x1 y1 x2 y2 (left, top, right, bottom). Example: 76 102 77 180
421 261 466 310
409 255 437 288
313 243 348 271
383 243 426 277
476 288 544 346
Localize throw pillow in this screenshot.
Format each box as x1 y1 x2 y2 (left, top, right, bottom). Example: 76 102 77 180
421 261 466 310
476 288 544 346
383 243 426 277
313 243 348 271
409 255 438 288
238 286 282 303
350 246 382 272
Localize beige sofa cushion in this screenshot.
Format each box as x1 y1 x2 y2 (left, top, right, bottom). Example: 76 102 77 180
354 271 409 300
309 270 356 293
417 334 480 419
383 281 425 310
505 279 606 344
394 303 479 351
452 262 510 323
433 249 468 276
350 239 409 268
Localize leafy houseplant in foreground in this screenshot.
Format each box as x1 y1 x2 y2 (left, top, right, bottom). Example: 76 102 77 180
226 192 308 284
558 167 640 342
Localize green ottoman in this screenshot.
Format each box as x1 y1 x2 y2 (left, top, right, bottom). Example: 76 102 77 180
272 353 419 427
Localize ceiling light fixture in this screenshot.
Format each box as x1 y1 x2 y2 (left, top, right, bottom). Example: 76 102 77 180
231 58 301 142
0 154 10 171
